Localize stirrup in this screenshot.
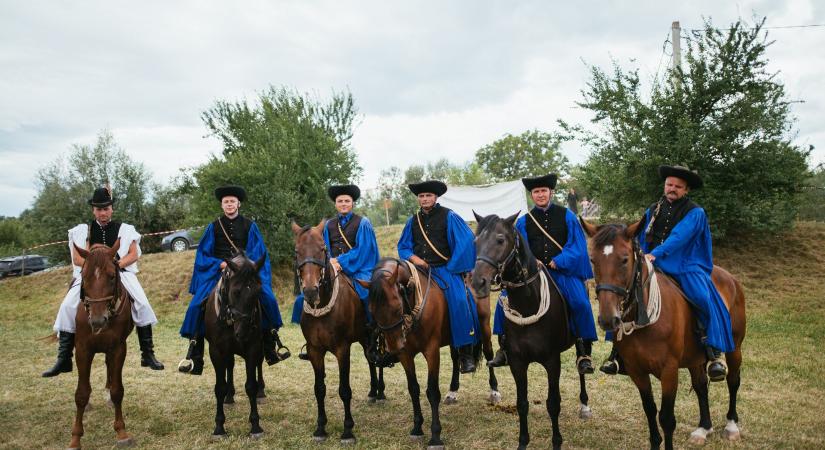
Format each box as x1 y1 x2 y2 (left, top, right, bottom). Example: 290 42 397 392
298 344 310 361
706 358 728 382
599 358 619 375
178 358 194 373
576 355 594 375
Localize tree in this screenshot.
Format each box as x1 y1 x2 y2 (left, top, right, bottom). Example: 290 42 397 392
475 129 569 182
195 87 361 263
799 162 825 222
564 18 810 237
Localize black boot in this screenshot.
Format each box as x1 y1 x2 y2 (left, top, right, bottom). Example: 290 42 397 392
42 332 74 377
488 334 508 368
178 336 204 375
263 328 290 365
575 339 594 375
706 346 727 382
136 325 164 370
458 345 476 374
599 345 625 375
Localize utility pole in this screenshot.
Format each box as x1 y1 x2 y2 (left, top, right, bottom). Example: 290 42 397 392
671 21 682 88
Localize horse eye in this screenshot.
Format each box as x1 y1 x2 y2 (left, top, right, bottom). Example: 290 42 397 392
621 257 629 265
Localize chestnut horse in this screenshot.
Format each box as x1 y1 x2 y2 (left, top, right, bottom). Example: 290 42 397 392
471 213 590 450
291 220 386 444
204 253 267 439
69 241 135 449
582 220 746 449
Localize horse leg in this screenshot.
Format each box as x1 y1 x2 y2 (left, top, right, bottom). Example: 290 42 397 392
510 358 530 450
543 356 563 450
211 358 228 438
578 373 592 419
309 347 328 441
363 343 379 403
335 346 356 444
244 356 263 438
479 298 501 403
400 352 424 440
424 346 444 449
723 348 743 441
631 373 662 449
224 358 235 405
256 362 266 401
110 343 132 446
658 366 679 450
687 364 712 445
377 365 386 401
444 346 459 405
68 349 92 450
105 352 114 408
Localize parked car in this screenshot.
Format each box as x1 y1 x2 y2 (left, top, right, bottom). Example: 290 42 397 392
0 255 50 277
161 228 203 252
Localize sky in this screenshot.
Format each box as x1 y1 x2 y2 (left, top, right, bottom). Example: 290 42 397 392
1 0 823 217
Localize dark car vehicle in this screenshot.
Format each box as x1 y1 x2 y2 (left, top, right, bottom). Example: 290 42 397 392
0 255 50 277
161 228 203 252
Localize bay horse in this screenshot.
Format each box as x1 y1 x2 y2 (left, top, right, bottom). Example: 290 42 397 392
471 213 591 450
291 220 386 444
69 241 135 449
204 253 267 439
581 220 746 449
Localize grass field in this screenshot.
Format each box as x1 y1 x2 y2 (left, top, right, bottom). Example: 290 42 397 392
1 222 824 449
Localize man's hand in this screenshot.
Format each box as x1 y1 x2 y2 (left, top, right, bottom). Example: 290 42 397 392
220 261 227 270
548 260 558 270
330 257 342 272
409 255 429 269
645 253 656 262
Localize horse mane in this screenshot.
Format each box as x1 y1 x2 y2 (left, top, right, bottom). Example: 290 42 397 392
228 253 259 282
368 257 401 304
475 214 501 234
592 224 628 248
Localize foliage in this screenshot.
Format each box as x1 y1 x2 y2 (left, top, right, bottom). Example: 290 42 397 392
195 86 361 263
799 163 825 222
564 18 810 237
475 129 569 182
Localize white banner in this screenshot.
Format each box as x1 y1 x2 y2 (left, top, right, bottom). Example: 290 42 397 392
439 180 528 222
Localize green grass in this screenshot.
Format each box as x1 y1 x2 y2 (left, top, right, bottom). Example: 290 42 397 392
1 222 824 449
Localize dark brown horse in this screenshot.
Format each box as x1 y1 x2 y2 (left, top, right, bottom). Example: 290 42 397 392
69 241 135 449
359 257 466 449
471 213 590 450
292 220 386 444
204 253 267 439
582 220 746 449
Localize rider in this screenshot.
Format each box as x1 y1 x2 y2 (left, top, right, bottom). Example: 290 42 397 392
292 184 380 360
600 165 734 382
178 185 289 375
488 174 598 375
43 186 164 377
398 180 480 374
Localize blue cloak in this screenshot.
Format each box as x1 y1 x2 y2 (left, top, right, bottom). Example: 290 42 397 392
398 208 480 348
180 221 283 339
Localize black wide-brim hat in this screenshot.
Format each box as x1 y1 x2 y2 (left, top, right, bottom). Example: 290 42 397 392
328 184 361 202
408 180 447 196
88 187 115 207
658 165 703 189
214 185 247 202
521 174 558 191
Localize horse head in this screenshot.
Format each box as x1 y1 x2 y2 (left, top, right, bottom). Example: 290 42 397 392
471 210 520 298
291 219 328 306
74 240 122 333
358 259 410 353
581 218 643 332
223 253 265 342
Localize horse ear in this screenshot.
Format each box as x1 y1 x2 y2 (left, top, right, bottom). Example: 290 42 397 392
254 255 266 272
504 211 520 227
356 279 370 289
110 238 121 257
291 220 303 235
472 210 484 224
73 243 89 259
580 217 598 237
626 219 644 238
315 218 326 231
389 264 399 285
225 258 240 273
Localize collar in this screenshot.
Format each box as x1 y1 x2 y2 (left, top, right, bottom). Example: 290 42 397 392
222 213 241 222
338 212 353 227
664 195 689 208
533 203 552 213
420 203 441 216
96 220 111 228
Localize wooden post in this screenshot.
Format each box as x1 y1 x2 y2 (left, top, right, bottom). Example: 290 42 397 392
672 20 682 88
383 198 392 226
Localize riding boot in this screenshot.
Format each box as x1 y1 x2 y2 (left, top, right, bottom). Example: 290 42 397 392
575 338 595 375
178 336 204 375
599 344 625 375
488 334 509 368
705 345 728 382
458 344 477 374
263 328 290 365
136 325 164 370
42 331 75 377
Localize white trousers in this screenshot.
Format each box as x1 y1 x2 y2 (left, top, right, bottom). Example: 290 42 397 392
53 272 159 333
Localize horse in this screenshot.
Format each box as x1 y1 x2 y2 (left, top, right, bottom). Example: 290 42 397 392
291 220 386 444
68 241 135 450
581 220 746 449
470 213 591 450
203 252 268 439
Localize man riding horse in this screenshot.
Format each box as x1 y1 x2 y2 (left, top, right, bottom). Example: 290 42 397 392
43 186 164 377
292 183 380 360
600 165 733 381
178 185 289 374
397 180 480 374
488 174 598 375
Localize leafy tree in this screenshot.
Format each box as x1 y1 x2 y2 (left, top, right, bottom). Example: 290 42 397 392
799 163 825 222
563 18 810 237
195 87 361 263
475 129 569 182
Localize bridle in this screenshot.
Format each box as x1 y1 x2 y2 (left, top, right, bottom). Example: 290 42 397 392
216 264 261 332
295 244 331 292
79 249 124 331
475 229 540 291
372 260 428 336
594 238 645 320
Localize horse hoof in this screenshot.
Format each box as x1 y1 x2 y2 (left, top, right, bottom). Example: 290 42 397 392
427 444 445 450
211 434 228 441
578 404 593 420
256 396 267 405
723 420 741 441
84 403 92 412
224 398 235 405
489 390 502 404
689 427 713 445
340 437 356 445
444 391 459 404
116 436 134 447
313 435 328 443
250 432 264 440
410 434 425 442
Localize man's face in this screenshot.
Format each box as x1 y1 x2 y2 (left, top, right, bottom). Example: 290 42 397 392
92 205 113 224
663 177 690 202
222 196 240 216
335 195 353 215
417 193 437 210
531 187 552 208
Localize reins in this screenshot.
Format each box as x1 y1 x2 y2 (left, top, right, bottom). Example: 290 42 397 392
372 259 432 337
79 247 126 332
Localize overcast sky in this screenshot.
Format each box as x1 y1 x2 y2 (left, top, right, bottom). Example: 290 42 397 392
1 0 823 217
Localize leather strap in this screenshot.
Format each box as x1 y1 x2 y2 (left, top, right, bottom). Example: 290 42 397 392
415 213 449 261
526 211 564 251
337 220 353 250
